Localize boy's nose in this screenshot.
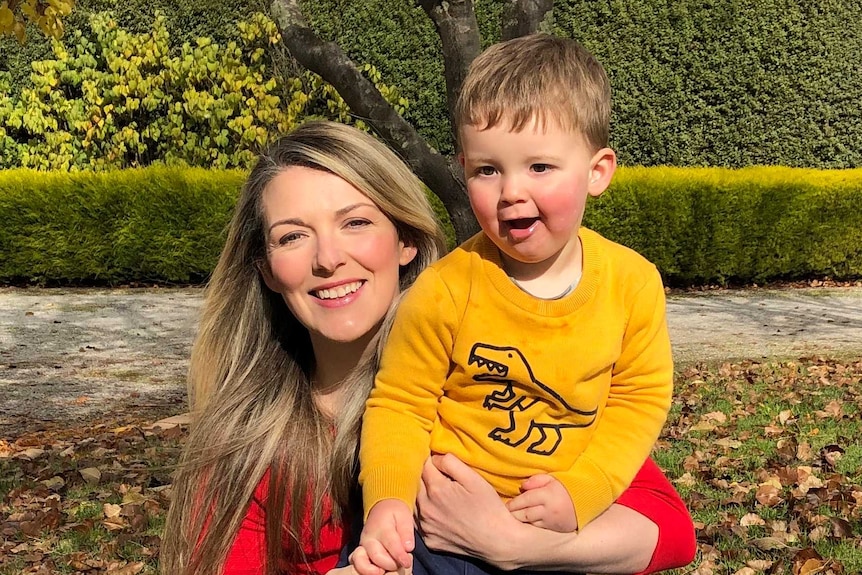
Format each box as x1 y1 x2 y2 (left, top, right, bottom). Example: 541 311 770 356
500 177 528 204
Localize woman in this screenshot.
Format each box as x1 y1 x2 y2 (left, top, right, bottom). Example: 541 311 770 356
160 121 695 575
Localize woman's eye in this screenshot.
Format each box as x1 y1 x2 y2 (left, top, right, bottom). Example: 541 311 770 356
278 232 303 245
531 163 551 173
345 218 372 229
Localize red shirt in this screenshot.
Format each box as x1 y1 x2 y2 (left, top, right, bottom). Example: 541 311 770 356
222 458 693 575
222 472 348 575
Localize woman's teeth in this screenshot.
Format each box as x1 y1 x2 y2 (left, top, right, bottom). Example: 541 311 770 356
314 281 362 300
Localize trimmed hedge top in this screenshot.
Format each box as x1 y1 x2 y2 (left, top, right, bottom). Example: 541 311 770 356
1 166 860 286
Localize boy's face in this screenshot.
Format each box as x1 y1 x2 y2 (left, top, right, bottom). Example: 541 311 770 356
459 117 616 274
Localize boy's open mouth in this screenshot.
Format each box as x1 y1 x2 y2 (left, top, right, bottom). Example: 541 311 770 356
507 217 539 230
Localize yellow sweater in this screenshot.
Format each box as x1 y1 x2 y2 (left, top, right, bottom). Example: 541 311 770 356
360 228 673 527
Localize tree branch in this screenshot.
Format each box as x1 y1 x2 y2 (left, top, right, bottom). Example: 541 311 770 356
416 0 481 144
501 0 554 40
270 0 479 243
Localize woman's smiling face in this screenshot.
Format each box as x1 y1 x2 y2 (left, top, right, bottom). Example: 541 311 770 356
260 166 417 345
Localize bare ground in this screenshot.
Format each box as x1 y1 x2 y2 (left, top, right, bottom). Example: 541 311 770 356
2 285 862 439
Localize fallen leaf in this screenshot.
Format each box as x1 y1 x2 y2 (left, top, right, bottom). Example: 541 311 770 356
756 481 783 507
103 503 122 519
751 536 787 550
704 411 728 423
779 409 794 424
797 441 814 461
792 548 823 575
740 512 766 527
808 525 830 542
106 561 145 575
80 467 101 485
829 517 854 539
17 448 46 460
715 437 742 449
674 472 697 488
41 476 65 491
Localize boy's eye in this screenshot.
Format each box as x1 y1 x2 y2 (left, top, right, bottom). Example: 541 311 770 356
531 163 551 173
476 166 497 176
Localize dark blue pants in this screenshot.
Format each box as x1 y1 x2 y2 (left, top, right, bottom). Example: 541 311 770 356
338 527 556 575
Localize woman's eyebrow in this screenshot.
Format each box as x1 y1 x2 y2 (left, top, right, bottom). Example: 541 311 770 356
335 202 376 217
267 217 304 233
267 203 377 233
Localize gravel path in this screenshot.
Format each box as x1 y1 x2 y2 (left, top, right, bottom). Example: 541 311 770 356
2 286 862 437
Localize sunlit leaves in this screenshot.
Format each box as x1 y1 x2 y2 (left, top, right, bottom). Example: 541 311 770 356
0 11 409 171
0 0 74 43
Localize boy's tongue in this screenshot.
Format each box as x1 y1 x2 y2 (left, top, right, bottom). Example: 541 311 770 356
505 217 540 241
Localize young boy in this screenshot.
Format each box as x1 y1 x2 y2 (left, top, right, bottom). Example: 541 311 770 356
357 34 674 574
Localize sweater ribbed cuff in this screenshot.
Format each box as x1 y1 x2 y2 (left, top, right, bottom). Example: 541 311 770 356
360 465 419 520
551 457 615 528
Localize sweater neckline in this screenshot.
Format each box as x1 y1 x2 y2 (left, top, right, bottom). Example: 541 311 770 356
478 229 602 316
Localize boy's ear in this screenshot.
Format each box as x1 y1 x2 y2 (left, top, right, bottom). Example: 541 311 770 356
457 152 465 168
587 148 617 197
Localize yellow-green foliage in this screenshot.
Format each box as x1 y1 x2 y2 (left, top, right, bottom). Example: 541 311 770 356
0 11 406 170
585 166 862 285
0 0 74 43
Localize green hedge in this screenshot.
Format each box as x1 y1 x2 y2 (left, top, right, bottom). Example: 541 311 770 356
0 168 244 283
0 167 453 284
1 167 860 285
586 167 862 285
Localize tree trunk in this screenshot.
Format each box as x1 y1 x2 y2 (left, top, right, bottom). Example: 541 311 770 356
270 0 479 244
416 0 481 145
501 0 554 40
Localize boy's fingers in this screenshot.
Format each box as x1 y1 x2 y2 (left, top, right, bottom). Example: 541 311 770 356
362 540 400 573
380 530 412 569
509 504 542 525
396 513 416 553
349 547 386 575
520 473 553 491
506 488 544 512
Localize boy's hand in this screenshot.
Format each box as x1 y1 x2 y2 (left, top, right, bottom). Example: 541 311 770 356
506 474 578 532
347 545 399 575
359 499 415 572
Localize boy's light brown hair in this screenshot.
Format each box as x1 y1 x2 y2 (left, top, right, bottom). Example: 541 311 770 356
455 33 611 151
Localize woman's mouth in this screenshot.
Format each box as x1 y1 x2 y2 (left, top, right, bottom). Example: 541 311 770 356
312 281 364 300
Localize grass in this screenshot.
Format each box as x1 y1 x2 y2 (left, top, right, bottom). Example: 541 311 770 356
1 358 861 574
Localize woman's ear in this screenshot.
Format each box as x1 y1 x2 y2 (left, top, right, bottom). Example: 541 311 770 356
399 243 419 266
587 147 617 198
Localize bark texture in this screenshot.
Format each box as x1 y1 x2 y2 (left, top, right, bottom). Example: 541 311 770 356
270 0 479 243
417 0 482 143
501 0 554 40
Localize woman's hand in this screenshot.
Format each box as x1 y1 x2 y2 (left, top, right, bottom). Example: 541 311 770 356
415 453 524 568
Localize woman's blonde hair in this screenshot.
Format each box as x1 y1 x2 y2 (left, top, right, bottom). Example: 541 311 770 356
160 121 446 575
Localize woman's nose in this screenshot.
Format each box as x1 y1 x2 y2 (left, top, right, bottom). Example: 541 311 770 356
312 236 347 275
